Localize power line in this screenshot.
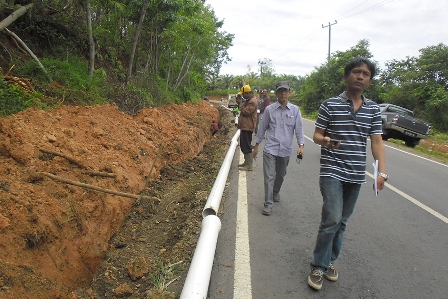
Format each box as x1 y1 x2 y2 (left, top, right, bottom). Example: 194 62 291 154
334 0 370 20
267 0 395 73
338 0 394 20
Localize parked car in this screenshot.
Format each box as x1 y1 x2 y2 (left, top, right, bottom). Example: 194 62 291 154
379 103 431 147
227 94 238 108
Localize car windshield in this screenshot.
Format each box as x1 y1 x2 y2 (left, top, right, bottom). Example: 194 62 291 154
381 104 413 117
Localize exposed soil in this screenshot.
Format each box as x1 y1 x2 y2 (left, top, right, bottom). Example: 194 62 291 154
1 96 446 299
0 98 236 299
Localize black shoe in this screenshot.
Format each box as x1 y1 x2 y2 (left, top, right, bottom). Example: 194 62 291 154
262 207 272 216
273 193 280 202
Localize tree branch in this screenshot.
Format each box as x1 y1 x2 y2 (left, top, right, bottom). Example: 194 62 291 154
0 4 33 31
5 28 52 81
41 172 160 203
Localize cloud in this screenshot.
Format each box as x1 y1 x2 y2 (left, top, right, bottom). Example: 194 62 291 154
207 0 448 77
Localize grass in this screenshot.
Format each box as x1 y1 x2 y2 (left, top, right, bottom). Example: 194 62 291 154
388 132 448 163
151 260 183 295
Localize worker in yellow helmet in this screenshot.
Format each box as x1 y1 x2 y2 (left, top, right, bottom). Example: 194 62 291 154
237 85 258 171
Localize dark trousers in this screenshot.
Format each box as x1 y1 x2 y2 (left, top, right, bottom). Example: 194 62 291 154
240 130 253 154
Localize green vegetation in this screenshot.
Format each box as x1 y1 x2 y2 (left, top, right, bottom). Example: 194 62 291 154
297 40 448 132
0 78 55 116
211 40 447 134
151 260 183 298
388 132 448 163
1 2 446 134
0 0 233 115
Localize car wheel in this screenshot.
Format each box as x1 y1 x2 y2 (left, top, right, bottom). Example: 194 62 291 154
405 139 416 148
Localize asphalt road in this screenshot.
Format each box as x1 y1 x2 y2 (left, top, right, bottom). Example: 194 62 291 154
208 118 448 299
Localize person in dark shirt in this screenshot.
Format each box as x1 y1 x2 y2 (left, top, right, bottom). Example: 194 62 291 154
255 88 271 134
308 57 388 291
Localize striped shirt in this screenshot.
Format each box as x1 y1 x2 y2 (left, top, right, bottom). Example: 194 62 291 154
315 92 382 183
255 101 305 157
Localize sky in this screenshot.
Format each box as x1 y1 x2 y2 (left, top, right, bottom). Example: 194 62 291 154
205 0 448 77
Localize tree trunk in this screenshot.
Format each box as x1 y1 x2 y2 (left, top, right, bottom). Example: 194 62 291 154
126 0 149 85
86 0 95 77
0 4 34 31
5 28 52 81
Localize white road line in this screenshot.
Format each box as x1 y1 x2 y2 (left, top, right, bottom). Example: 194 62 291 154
305 117 447 167
233 152 252 299
366 172 448 224
303 127 447 223
383 143 448 168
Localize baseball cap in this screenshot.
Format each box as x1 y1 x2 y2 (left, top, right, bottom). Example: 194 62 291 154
240 85 252 93
275 81 290 91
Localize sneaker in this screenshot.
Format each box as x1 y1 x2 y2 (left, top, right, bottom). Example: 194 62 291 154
273 193 280 202
262 207 272 216
324 263 338 281
308 268 324 290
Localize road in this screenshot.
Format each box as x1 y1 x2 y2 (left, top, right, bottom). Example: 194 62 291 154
208 118 448 299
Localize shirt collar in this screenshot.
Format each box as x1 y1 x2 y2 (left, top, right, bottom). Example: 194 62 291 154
339 91 367 105
273 100 291 110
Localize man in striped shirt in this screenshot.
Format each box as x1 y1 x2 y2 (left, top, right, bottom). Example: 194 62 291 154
308 57 388 291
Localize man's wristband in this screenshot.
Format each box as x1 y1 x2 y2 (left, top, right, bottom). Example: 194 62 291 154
299 144 304 147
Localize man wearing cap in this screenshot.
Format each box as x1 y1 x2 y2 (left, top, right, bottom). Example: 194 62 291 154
253 81 305 216
237 85 258 171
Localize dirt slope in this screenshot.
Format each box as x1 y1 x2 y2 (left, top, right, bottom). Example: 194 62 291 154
0 99 235 298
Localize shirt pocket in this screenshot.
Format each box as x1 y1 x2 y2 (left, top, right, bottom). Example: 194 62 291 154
285 116 295 126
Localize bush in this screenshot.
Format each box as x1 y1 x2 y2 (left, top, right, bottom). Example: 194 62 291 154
0 79 48 117
19 57 109 105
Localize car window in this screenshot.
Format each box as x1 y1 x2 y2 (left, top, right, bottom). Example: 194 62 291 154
386 106 413 117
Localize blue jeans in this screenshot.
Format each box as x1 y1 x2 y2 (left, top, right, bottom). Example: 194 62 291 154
310 176 361 271
263 152 289 208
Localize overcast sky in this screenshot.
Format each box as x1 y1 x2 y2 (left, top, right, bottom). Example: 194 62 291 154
205 0 448 77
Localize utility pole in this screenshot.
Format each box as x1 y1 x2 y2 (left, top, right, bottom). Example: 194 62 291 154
322 20 337 62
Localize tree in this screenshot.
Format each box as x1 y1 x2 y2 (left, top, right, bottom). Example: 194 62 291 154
257 58 274 92
125 0 149 84
216 74 234 89
86 0 95 77
0 3 33 31
379 43 448 131
299 39 379 113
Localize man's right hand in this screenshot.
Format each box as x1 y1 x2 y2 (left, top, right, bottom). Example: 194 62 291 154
252 144 259 160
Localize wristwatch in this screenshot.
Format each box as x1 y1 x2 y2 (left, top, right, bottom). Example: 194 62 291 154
299 144 304 147
378 172 389 181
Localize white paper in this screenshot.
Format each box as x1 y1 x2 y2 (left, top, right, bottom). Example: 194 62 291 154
372 160 378 196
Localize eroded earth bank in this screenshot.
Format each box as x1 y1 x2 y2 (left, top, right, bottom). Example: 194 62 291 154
0 100 235 298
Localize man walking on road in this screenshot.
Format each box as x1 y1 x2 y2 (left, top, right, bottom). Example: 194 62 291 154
238 85 258 171
308 57 388 291
253 81 305 216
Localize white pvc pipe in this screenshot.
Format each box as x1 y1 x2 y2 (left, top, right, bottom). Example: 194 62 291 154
202 129 240 217
180 129 240 298
179 215 222 299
